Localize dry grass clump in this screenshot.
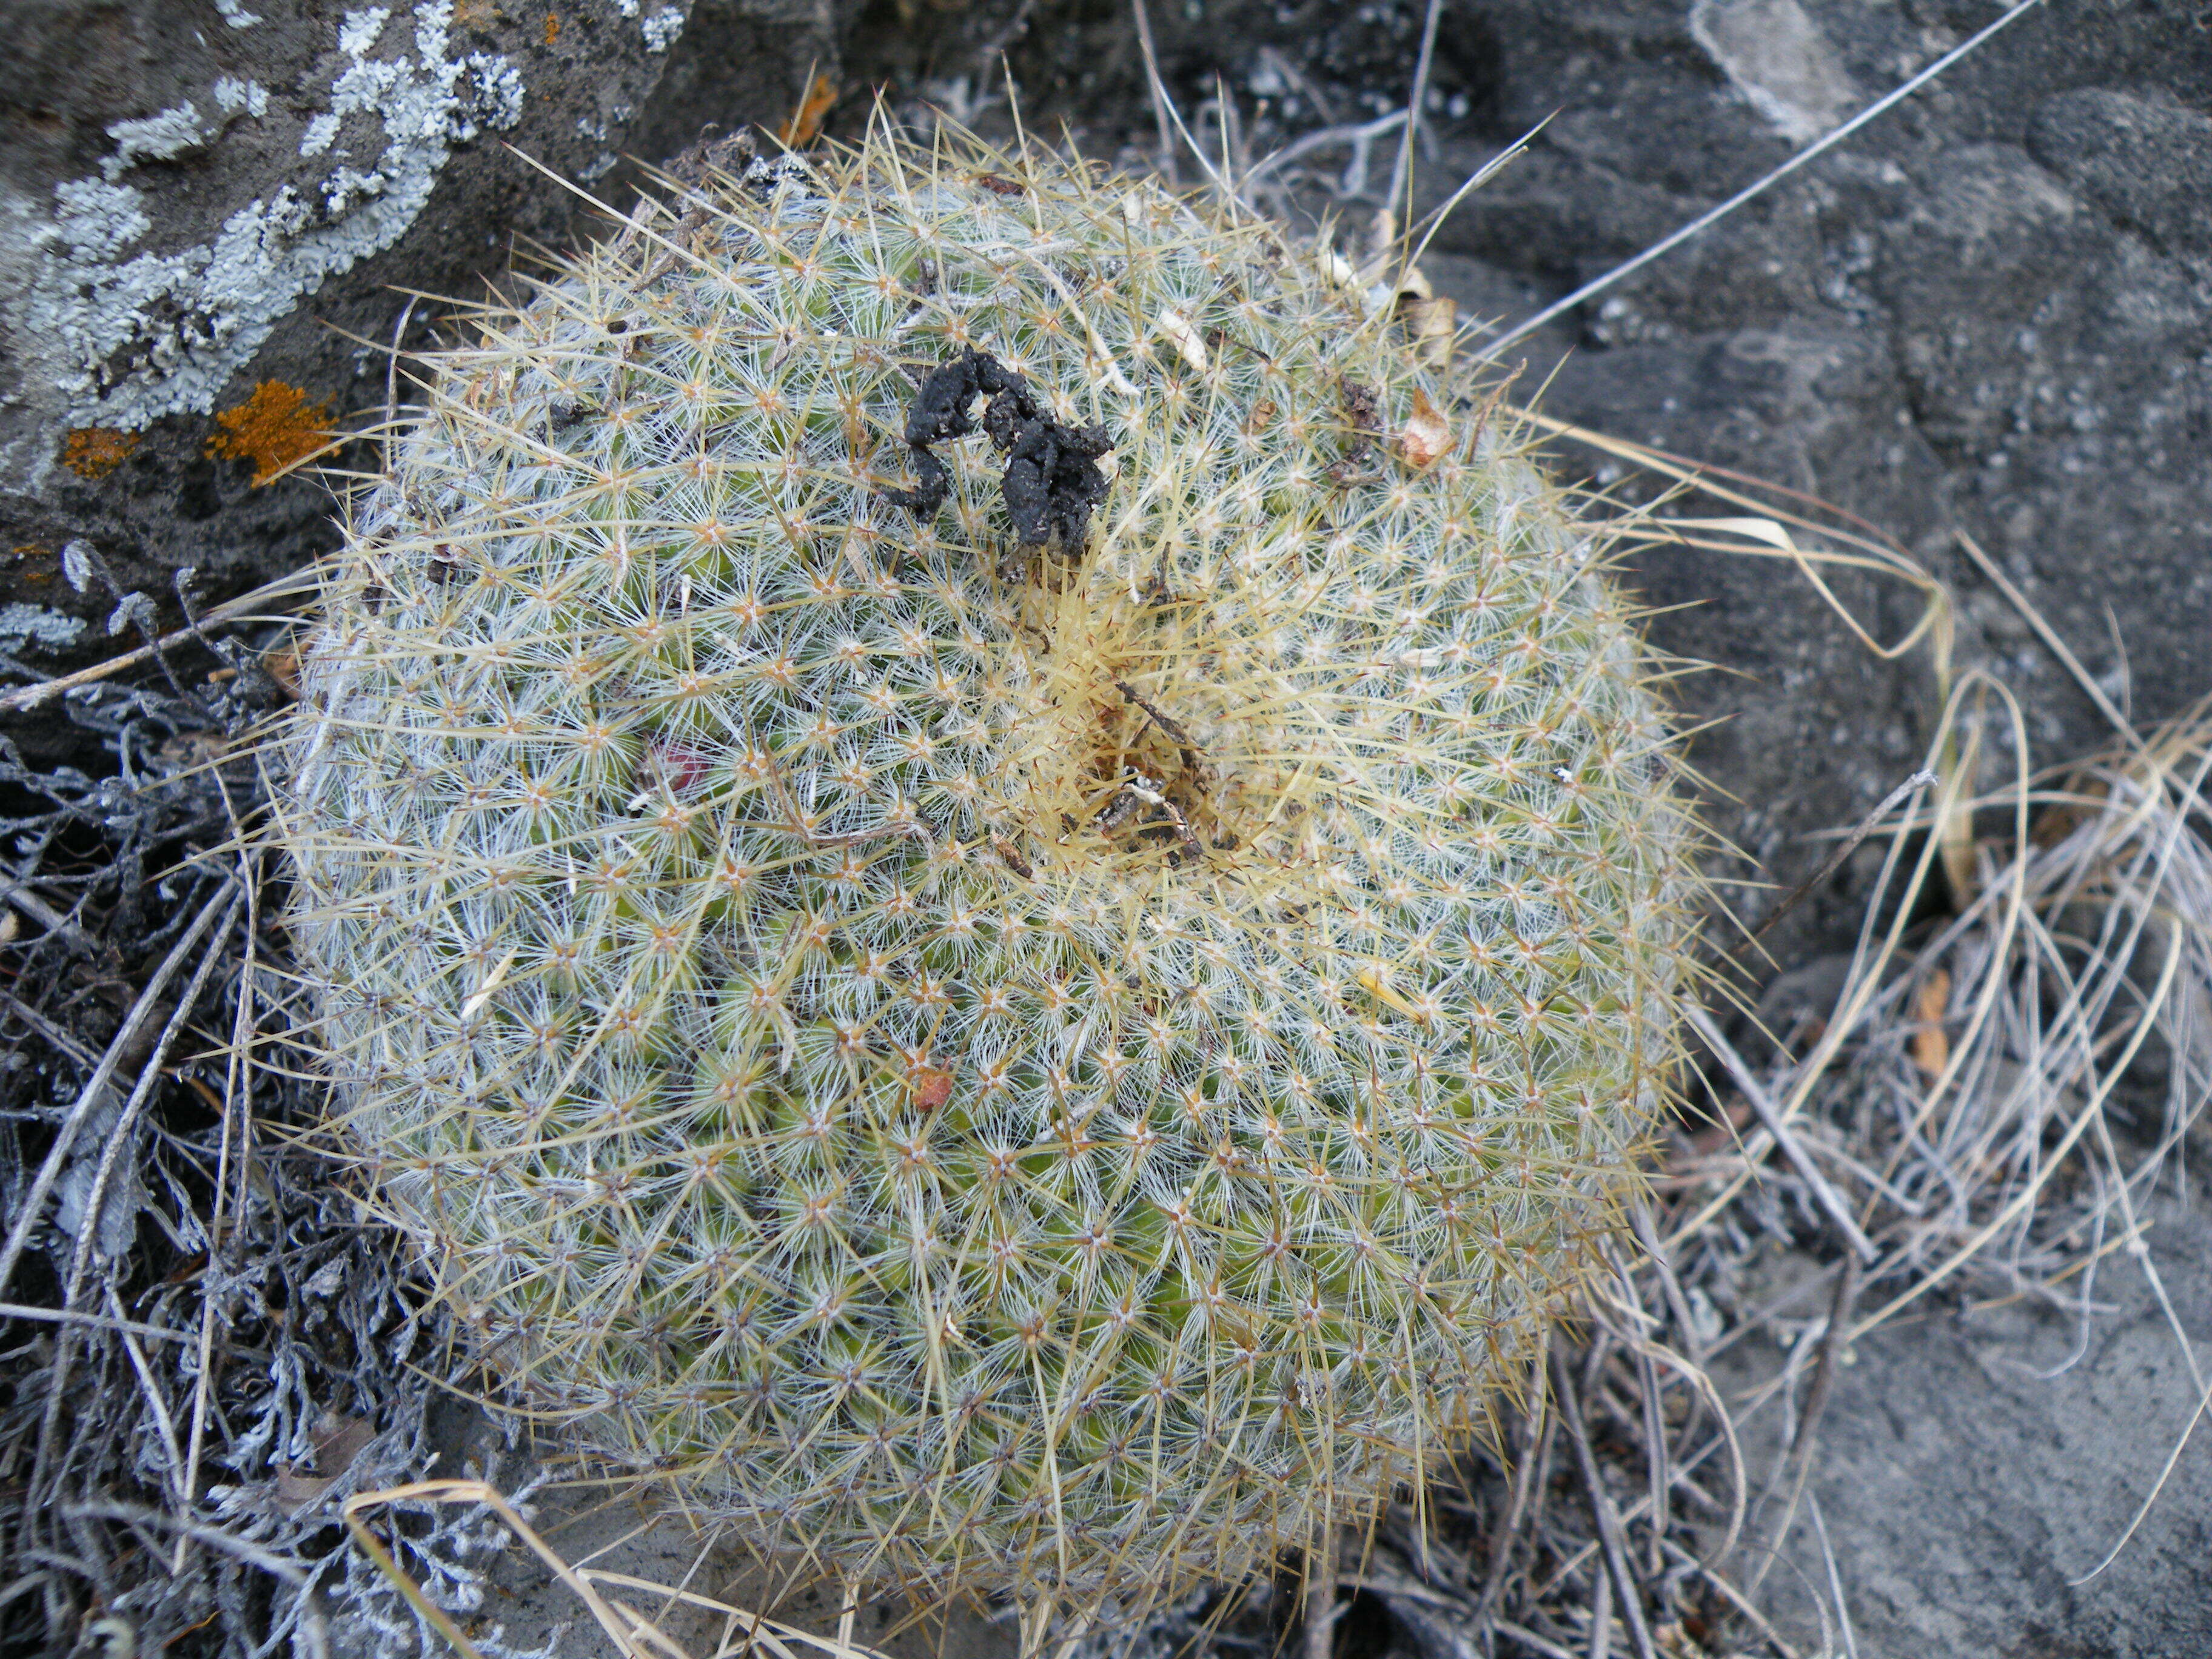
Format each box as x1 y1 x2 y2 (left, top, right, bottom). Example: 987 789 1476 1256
1748 704 2211 1322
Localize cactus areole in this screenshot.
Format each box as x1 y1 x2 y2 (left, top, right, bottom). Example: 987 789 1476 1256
278 133 1692 1614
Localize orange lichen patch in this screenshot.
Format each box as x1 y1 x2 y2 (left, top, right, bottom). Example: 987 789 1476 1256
206 381 333 486
777 72 837 147
64 427 141 480
543 12 560 44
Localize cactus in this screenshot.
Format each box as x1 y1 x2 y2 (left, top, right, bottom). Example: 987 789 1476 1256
276 127 1693 1619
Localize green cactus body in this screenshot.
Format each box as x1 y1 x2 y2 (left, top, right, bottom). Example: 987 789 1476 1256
278 132 1691 1610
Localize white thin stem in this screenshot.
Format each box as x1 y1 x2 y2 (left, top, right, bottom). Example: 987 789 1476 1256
1383 0 1446 240
1686 1002 1880 1263
1129 0 1178 183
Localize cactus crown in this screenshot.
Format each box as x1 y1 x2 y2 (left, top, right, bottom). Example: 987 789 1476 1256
276 124 1693 1617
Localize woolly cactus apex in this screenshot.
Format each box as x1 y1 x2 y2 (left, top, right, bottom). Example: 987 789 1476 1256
275 127 1695 1620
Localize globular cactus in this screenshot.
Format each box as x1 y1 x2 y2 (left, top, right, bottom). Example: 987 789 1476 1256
276 126 1692 1620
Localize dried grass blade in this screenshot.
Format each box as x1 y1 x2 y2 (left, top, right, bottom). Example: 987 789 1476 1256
346 1480 652 1658
1684 1003 1876 1262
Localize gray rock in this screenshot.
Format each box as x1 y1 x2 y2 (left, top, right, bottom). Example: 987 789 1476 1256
0 0 850 705
1711 1184 2212 1659
620 0 853 186
1395 0 2212 962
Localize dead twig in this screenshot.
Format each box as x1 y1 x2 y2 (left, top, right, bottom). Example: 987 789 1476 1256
1725 770 1937 962
0 1301 193 1343
0 876 240 1296
1472 1341 1552 1629
1550 1346 1657 1659
0 570 313 714
1128 0 1178 183
28 886 243 1519
0 876 99 956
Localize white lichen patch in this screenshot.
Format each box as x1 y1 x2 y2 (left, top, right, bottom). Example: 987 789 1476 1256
8 1 524 447
100 102 206 182
212 78 272 118
52 181 152 262
213 0 261 27
339 7 390 55
614 0 686 52
0 604 89 654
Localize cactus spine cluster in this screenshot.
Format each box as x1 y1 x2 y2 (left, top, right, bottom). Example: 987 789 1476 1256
277 126 1692 1616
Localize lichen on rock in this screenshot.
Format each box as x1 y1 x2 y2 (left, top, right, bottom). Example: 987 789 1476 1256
206 382 333 487
17 2 525 438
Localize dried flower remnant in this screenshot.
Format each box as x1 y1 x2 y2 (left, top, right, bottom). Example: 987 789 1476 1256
206 381 332 486
777 72 837 147
1397 387 1453 468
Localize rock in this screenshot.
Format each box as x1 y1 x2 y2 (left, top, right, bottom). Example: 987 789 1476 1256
0 0 851 721
1710 1182 2212 1659
619 0 853 184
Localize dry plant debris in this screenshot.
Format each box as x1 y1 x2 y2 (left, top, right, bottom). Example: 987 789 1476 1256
0 586 541 1659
